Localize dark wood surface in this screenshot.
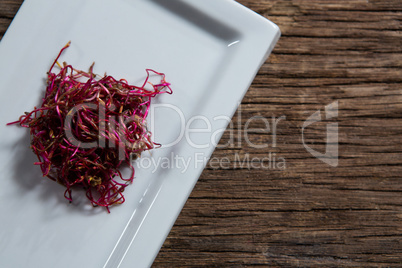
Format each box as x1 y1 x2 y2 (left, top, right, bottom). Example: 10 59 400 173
1 0 401 267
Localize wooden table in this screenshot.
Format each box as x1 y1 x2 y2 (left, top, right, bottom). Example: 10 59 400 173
1 0 401 266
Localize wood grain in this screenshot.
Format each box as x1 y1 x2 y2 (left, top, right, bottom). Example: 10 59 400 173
1 0 401 267
153 0 402 267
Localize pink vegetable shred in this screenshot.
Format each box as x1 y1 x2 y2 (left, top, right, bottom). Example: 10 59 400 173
8 42 172 212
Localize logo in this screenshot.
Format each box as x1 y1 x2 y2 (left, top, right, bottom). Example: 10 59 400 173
302 101 339 167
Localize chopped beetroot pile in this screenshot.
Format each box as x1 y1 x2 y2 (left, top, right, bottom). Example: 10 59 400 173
8 42 172 212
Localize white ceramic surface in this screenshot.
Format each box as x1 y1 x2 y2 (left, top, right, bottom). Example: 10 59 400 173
0 0 280 267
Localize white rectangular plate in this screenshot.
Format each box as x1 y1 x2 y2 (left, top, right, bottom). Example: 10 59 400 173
0 0 280 267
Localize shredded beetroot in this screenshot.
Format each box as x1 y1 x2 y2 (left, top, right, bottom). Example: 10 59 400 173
8 42 172 212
